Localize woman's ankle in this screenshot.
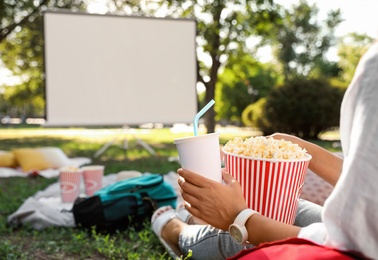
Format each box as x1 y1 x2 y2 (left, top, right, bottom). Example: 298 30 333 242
161 218 186 256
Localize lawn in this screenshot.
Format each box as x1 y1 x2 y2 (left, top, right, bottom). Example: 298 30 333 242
0 126 341 259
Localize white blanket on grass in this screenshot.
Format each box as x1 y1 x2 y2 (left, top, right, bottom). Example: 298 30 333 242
7 171 182 230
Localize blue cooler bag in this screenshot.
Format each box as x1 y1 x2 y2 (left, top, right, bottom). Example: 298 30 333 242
73 174 177 233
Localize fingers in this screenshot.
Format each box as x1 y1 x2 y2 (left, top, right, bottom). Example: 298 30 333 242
222 168 240 186
177 168 216 188
183 202 201 220
178 170 202 199
222 170 233 185
178 175 202 213
177 167 248 230
178 175 192 196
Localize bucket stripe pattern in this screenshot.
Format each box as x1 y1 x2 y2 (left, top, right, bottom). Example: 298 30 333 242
60 171 82 203
83 169 103 196
226 154 309 225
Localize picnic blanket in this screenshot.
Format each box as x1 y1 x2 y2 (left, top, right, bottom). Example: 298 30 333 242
7 171 182 230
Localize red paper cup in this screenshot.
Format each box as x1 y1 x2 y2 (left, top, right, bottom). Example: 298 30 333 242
59 168 83 203
81 165 104 196
223 150 311 225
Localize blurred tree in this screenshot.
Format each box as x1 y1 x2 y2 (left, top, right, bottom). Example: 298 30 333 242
106 0 281 133
271 0 343 81
0 0 86 120
215 0 343 127
0 0 85 43
1 0 46 43
307 58 342 80
241 97 268 128
260 78 343 139
1 18 47 119
0 89 6 117
337 33 374 84
215 54 280 125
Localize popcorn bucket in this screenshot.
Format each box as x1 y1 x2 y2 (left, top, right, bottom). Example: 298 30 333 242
82 165 104 196
224 150 311 225
59 167 83 203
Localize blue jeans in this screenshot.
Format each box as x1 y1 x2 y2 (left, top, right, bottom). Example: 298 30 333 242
178 199 322 260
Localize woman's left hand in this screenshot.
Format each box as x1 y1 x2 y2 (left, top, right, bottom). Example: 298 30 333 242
177 168 248 230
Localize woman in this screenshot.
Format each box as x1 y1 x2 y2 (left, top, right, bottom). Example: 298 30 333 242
152 41 378 259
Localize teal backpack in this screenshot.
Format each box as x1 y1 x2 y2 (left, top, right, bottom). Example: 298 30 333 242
72 173 177 233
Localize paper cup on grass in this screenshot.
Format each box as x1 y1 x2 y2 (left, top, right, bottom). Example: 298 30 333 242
174 133 222 183
59 167 83 203
82 165 104 196
224 150 311 225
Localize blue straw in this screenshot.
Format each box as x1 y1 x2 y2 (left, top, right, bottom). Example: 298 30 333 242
193 99 215 136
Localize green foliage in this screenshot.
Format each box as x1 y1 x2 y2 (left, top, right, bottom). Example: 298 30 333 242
90 226 167 259
0 0 86 119
271 0 342 80
216 55 280 125
241 98 267 128
337 33 375 84
0 240 29 260
259 78 344 139
0 17 45 118
0 0 86 43
309 59 342 79
0 93 7 116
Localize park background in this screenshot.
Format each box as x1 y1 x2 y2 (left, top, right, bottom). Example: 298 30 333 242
0 0 377 259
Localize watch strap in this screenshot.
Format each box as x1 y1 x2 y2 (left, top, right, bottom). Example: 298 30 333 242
230 208 259 245
234 208 257 226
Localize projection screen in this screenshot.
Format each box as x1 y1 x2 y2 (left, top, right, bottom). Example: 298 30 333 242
43 10 197 126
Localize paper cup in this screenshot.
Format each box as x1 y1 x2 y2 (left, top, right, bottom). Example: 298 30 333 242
82 165 104 196
59 167 83 203
174 133 222 183
224 150 311 224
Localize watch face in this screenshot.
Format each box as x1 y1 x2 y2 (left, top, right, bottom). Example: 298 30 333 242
229 225 243 244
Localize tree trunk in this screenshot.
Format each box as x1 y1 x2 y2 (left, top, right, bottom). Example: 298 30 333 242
204 55 221 133
204 80 216 133
199 2 223 134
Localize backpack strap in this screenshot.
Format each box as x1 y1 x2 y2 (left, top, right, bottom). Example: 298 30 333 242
140 192 158 215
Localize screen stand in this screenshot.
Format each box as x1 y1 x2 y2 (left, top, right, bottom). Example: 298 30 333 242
93 125 157 158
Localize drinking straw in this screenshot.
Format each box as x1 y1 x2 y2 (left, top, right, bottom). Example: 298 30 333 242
193 99 215 136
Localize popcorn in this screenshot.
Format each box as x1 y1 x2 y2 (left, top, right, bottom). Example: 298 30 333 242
223 136 307 160
60 166 80 171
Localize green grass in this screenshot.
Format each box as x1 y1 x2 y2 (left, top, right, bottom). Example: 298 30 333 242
0 126 341 259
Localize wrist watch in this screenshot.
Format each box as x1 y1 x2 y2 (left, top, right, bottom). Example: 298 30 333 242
229 208 258 245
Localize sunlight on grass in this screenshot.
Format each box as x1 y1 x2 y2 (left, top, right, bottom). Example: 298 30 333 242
0 125 258 145
319 129 340 140
0 128 131 143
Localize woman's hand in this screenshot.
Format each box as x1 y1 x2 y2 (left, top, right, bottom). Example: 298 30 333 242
177 168 248 231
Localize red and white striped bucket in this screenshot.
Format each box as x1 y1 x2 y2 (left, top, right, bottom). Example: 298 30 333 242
82 165 104 197
59 168 83 203
224 151 311 225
